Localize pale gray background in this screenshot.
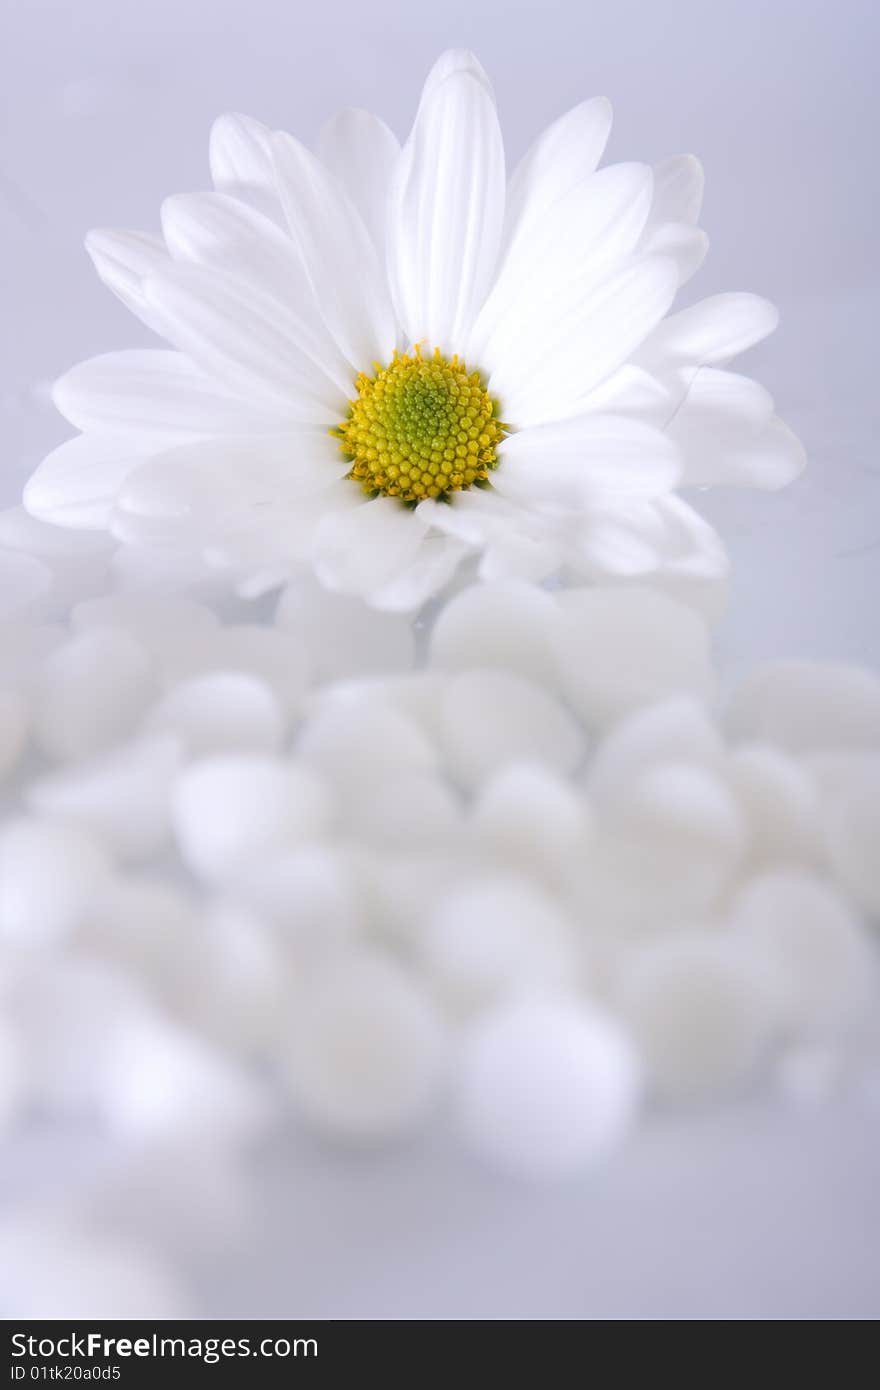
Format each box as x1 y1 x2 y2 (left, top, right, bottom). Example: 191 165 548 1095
2 0 879 1318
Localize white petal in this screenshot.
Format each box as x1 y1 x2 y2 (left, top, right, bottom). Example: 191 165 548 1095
495 255 680 426
650 155 704 225
419 49 495 104
502 97 612 255
494 415 681 507
675 410 806 490
388 70 505 353
312 495 429 597
579 364 673 423
24 434 155 529
53 349 305 441
85 229 171 334
143 262 346 418
208 112 282 222
471 163 654 371
117 433 348 525
638 292 779 369
160 192 352 393
641 221 708 287
369 534 470 611
317 109 400 257
272 131 397 371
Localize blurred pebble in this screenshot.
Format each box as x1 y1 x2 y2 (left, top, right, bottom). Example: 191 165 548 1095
727 660 880 752
276 574 414 680
0 687 29 780
33 628 156 762
439 668 584 790
553 587 716 727
428 579 561 688
821 762 880 918
0 818 112 945
172 755 333 880
618 936 775 1102
458 999 641 1178
145 671 285 756
471 762 592 882
281 948 447 1142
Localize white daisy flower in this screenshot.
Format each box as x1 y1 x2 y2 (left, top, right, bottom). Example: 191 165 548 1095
24 50 804 612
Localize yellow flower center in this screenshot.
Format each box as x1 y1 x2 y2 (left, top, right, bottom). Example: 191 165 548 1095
335 347 506 503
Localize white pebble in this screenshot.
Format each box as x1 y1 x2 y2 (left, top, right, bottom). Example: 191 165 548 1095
553 587 716 726
618 936 774 1101
729 743 821 867
145 671 285 756
439 668 584 790
344 773 462 849
0 688 29 780
82 876 204 1007
428 579 561 687
33 628 156 762
458 1000 641 1178
298 700 437 790
276 574 414 680
604 761 747 915
471 762 592 882
101 1017 268 1144
727 870 871 1036
234 843 363 958
727 660 880 752
172 755 333 880
822 762 880 917
422 874 577 1011
189 901 290 1056
281 949 446 1142
200 624 310 715
588 697 725 807
0 818 111 945
27 735 181 861
0 621 65 689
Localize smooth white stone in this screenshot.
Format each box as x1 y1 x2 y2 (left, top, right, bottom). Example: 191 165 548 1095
428 579 561 688
298 700 437 789
439 668 585 790
553 587 716 727
729 743 821 868
822 762 880 917
588 696 725 807
198 624 311 716
33 628 156 762
458 1000 641 1178
471 761 592 882
363 849 474 948
727 870 872 1035
0 818 112 945
189 901 291 1057
71 593 220 685
6 957 150 1116
281 949 447 1142
618 936 774 1101
82 876 204 1008
604 761 747 915
422 874 577 1011
172 755 333 880
101 1017 268 1144
344 773 462 848
727 660 880 752
276 574 414 681
145 671 285 756
27 735 181 861
0 688 29 780
234 843 363 958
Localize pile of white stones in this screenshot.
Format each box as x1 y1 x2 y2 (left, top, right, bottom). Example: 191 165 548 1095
1 506 878 1211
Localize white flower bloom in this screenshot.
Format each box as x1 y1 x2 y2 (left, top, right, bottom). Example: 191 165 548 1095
24 50 804 610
